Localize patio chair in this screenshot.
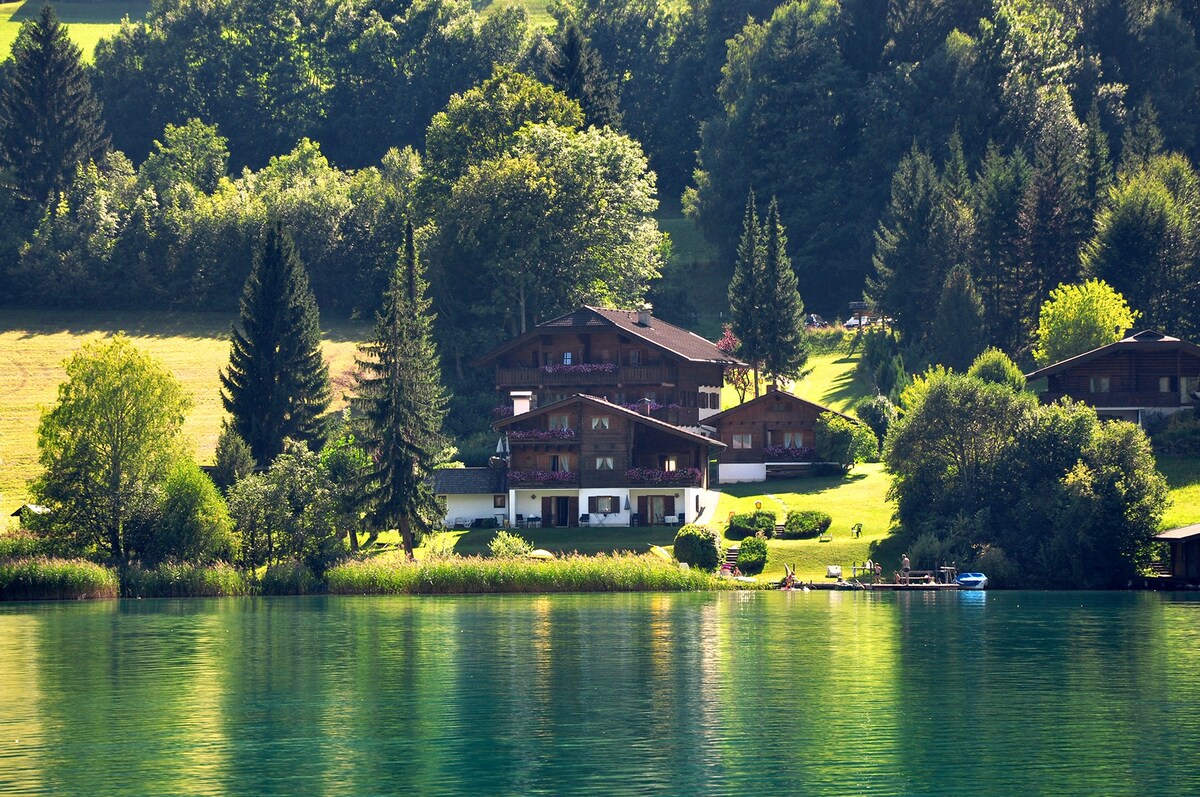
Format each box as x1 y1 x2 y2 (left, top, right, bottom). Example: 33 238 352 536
579 514 590 527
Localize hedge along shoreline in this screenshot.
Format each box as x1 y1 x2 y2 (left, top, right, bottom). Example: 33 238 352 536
0 557 120 600
326 552 736 595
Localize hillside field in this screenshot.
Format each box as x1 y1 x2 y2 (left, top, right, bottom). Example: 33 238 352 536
0 309 368 514
0 1 149 62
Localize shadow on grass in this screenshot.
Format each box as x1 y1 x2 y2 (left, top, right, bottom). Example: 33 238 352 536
2 308 368 343
1158 456 1200 488
720 472 866 500
10 1 150 24
452 526 680 557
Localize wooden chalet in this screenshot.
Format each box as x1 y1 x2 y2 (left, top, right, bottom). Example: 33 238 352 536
1025 330 1200 425
473 305 743 428
492 394 726 528
707 389 854 482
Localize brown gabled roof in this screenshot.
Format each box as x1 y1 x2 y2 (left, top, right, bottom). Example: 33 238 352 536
471 306 744 367
1154 523 1200 542
1025 330 1200 381
705 389 858 425
495 393 727 450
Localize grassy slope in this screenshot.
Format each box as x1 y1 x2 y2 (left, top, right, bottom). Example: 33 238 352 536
0 309 368 513
0 2 149 62
475 0 555 28
1158 456 1200 529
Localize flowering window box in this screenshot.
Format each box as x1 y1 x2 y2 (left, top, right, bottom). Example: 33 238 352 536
538 363 618 374
763 446 816 461
509 470 579 484
508 428 577 441
623 467 703 486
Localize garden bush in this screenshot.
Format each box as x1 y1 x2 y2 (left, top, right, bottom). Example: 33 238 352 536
261 560 321 595
672 524 721 570
489 530 533 558
0 557 119 600
1151 412 1200 456
121 561 252 597
727 511 777 540
779 510 832 539
735 535 768 575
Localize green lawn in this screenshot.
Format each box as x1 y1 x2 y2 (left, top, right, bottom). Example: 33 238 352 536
0 309 368 514
1158 455 1200 530
425 525 681 558
0 1 149 62
475 0 555 28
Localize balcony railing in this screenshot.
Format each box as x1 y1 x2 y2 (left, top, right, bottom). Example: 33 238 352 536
624 467 703 487
497 365 676 386
507 470 579 487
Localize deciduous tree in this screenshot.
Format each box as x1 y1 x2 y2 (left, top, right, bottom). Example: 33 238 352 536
1033 279 1138 366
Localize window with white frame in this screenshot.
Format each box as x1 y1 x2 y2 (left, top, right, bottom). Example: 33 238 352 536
595 456 614 470
562 351 573 364
732 433 753 449
549 414 571 430
591 416 610 430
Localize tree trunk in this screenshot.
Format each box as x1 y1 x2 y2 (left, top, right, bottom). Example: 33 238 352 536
348 526 359 552
753 365 761 398
399 517 415 560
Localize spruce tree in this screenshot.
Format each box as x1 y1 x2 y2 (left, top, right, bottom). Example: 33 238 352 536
972 144 1032 351
1120 98 1165 174
728 191 767 397
931 265 986 371
0 5 108 207
221 222 330 464
760 197 809 384
546 23 622 128
352 221 449 559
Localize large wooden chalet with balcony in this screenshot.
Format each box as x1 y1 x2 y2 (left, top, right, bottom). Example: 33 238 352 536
1025 330 1200 425
472 305 742 429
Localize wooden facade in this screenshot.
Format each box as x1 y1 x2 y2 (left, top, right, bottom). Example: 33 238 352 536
708 390 845 465
1027 331 1200 422
475 307 739 426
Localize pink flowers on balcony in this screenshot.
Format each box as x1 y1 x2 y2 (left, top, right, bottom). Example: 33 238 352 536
509 470 579 483
763 446 816 461
508 428 577 440
624 467 703 485
538 363 618 374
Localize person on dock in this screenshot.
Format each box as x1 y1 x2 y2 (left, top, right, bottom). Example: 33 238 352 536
901 553 911 584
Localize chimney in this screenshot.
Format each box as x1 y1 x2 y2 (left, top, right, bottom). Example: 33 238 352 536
637 302 653 327
511 390 533 416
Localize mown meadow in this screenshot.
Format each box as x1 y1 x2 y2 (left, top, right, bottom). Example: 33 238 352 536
0 1 149 60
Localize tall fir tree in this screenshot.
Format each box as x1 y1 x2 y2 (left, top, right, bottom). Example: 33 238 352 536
221 222 330 464
1120 98 1165 174
1083 101 1114 218
352 221 449 559
728 191 767 397
971 144 1032 351
0 5 108 208
760 197 809 384
546 23 622 129
931 265 986 371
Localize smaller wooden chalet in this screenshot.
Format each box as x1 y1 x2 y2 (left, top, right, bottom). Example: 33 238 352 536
431 467 509 529
1153 524 1200 584
493 393 726 528
707 389 853 482
473 305 743 427
1025 330 1200 425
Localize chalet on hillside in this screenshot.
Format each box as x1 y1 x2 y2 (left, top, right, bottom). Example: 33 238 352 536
490 393 726 528
1025 330 1200 425
707 389 854 482
472 305 743 428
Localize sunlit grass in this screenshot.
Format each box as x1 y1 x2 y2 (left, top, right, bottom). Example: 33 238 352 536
0 1 150 62
475 0 555 28
1158 456 1200 530
0 309 368 513
0 556 119 600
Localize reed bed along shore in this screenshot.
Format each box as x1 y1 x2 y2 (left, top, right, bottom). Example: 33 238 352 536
326 552 733 595
0 557 119 600
121 562 254 598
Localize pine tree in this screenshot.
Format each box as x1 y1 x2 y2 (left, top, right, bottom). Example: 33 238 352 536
221 222 330 464
1120 98 1165 173
546 23 622 128
1083 101 1113 218
352 221 449 559
728 191 767 397
931 265 986 371
760 197 809 384
972 144 1032 350
0 5 108 207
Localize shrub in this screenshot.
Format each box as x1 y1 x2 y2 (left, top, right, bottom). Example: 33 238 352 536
121 561 252 597
0 557 119 600
855 395 897 449
489 530 533 558
672 524 721 570
143 460 236 565
261 560 321 595
815 412 878 468
779 510 832 539
735 535 769 575
1151 412 1200 456
727 511 777 539
967 348 1025 392
0 530 60 558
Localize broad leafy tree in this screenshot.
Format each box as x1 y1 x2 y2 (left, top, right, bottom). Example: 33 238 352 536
33 335 191 562
1033 279 1138 366
0 4 108 208
221 222 330 464
352 223 449 559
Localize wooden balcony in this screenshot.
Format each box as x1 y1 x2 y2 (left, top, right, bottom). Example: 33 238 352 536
496 365 676 387
1041 391 1186 408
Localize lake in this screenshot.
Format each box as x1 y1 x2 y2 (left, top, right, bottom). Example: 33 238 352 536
1 591 1198 796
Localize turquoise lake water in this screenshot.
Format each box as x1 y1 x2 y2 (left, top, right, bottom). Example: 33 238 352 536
1 591 1198 796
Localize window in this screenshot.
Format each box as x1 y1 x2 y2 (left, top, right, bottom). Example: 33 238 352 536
549 414 571 430
1161 376 1172 393
660 455 677 472
699 391 709 409
629 350 642 366
596 456 614 470
1090 376 1110 393
709 391 721 411
599 349 612 363
493 495 506 509
562 351 573 365
550 455 570 472
591 416 610 430
589 495 619 513
732 434 753 449
784 431 802 448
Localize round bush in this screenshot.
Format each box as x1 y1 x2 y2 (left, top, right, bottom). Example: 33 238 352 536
779 510 832 539
735 535 768 575
727 511 777 540
673 524 720 570
489 530 533 558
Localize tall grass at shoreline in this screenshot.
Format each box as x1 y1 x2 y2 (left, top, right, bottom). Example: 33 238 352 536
121 562 252 598
327 552 730 595
0 557 119 600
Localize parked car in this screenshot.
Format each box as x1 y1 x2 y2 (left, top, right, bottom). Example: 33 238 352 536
804 314 827 328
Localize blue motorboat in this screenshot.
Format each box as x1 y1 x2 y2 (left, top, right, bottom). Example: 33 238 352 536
955 572 988 590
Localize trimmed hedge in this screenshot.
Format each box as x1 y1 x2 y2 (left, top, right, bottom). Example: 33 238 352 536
779 510 833 539
735 535 768 575
727 511 777 540
121 562 252 598
0 557 119 600
673 524 722 570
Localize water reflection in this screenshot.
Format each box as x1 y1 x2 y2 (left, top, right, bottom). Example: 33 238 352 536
0 592 1198 796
